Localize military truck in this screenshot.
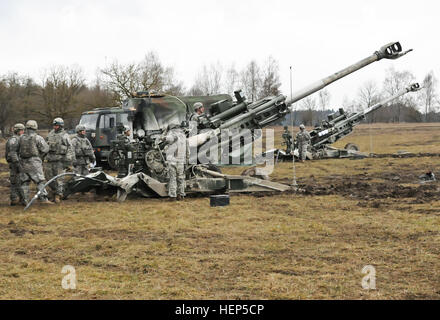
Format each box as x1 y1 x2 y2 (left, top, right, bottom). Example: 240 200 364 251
78 106 136 167
79 92 232 168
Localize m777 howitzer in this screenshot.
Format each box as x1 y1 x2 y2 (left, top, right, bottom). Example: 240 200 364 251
191 42 412 164
55 42 412 204
306 82 422 159
197 42 412 135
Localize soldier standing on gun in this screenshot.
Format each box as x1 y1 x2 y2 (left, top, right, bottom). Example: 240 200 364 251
189 102 205 122
5 123 26 206
18 120 53 205
163 123 189 201
296 124 311 162
188 102 205 132
45 117 74 203
282 125 293 155
71 125 96 175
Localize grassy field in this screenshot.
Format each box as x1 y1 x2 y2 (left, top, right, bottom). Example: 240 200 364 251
0 123 439 299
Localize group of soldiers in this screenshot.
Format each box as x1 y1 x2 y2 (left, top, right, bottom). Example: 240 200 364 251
5 118 96 206
282 124 311 162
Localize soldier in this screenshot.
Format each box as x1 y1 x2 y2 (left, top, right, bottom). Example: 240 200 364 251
189 102 205 122
71 125 96 175
163 123 189 201
18 120 53 205
5 123 26 205
45 117 74 203
188 102 205 132
122 125 133 143
295 124 311 162
115 125 134 178
282 125 293 155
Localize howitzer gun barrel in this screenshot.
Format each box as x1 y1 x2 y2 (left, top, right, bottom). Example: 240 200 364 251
362 83 420 116
310 82 421 149
286 42 412 106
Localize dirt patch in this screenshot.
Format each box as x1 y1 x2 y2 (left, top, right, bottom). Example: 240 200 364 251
300 178 439 201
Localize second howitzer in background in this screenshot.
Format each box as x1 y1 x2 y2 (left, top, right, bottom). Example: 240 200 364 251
309 83 422 158
72 125 96 175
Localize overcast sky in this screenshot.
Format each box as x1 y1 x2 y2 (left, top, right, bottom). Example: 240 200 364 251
0 0 439 107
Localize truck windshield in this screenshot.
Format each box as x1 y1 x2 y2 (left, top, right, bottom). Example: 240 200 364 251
79 114 99 130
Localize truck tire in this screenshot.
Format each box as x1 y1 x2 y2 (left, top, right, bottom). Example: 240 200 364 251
108 150 120 170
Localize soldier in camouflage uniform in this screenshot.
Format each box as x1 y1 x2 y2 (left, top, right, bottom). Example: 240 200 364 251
115 125 134 178
45 117 74 203
18 120 53 204
295 124 311 162
71 125 96 175
282 125 293 155
188 102 205 132
5 123 25 205
163 123 189 200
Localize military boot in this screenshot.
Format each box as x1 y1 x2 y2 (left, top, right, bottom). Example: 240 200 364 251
177 195 184 201
10 199 20 206
39 198 55 205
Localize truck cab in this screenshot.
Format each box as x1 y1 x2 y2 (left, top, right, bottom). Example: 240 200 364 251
78 107 135 166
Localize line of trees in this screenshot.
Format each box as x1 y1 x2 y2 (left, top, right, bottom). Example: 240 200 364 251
1 52 439 136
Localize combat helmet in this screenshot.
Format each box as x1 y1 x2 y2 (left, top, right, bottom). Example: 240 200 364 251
284 125 288 130
53 117 64 127
25 120 38 130
299 124 305 130
193 102 203 110
123 125 131 133
13 123 25 133
75 124 86 133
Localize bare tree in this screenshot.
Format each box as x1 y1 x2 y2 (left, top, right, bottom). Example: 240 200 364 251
357 80 381 108
240 60 262 102
101 52 182 102
419 71 438 122
382 67 416 122
259 56 281 98
357 80 381 122
0 73 39 136
224 64 239 96
189 63 223 96
37 66 85 124
318 89 331 112
300 95 316 126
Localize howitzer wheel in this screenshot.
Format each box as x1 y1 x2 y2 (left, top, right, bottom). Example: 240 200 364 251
344 143 359 151
108 150 121 170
